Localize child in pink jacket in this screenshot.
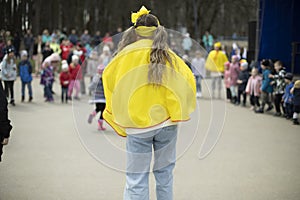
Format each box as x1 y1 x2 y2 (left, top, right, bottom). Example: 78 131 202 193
224 61 231 102
246 68 262 110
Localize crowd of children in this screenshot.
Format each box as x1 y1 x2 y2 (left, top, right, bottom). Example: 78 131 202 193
224 56 300 125
0 27 299 128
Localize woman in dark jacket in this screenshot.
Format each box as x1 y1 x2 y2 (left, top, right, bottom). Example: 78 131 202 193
0 81 12 162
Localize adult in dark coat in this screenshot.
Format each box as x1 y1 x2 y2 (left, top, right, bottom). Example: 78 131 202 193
0 81 12 162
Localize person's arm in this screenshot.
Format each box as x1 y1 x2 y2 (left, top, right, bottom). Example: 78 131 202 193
0 56 8 76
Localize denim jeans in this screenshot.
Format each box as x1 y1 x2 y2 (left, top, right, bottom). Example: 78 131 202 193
124 125 178 200
21 81 32 97
195 75 202 93
44 85 53 100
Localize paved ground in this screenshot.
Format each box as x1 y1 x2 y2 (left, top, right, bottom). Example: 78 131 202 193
0 77 300 200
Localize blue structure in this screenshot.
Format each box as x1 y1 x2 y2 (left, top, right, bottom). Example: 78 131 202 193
258 0 300 74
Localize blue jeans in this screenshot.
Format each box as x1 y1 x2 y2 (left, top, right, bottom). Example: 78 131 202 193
124 125 178 200
21 81 32 97
44 85 53 100
195 75 202 93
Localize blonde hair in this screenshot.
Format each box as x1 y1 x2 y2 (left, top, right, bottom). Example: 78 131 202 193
116 27 137 55
116 14 174 85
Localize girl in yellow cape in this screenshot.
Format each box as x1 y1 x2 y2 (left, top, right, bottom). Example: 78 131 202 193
102 6 196 200
205 42 228 99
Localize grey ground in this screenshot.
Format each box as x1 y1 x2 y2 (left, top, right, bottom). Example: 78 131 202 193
0 77 299 200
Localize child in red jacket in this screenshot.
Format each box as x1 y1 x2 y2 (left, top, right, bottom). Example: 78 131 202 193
68 55 82 100
59 60 70 103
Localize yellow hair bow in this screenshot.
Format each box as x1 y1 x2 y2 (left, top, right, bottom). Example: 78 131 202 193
131 6 150 25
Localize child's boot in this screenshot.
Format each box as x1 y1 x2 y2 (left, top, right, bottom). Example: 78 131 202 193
88 111 97 124
98 119 106 131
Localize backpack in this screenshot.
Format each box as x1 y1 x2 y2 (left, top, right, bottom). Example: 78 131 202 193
19 62 32 83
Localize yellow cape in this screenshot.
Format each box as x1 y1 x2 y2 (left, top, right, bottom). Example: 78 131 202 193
102 39 196 137
205 50 228 73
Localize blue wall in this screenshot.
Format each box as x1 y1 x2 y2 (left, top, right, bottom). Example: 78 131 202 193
258 0 300 74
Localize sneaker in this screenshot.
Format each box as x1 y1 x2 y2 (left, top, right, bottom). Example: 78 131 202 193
293 119 300 125
255 108 264 113
10 100 15 106
274 112 281 117
29 96 33 102
21 96 25 102
266 105 273 112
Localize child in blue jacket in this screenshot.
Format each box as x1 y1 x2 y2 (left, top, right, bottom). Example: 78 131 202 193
256 59 273 113
282 73 294 119
18 50 33 102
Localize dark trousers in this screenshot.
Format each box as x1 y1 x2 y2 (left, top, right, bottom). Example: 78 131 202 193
3 81 14 102
44 85 53 100
261 92 272 110
237 89 247 105
226 88 232 100
274 94 284 114
95 103 106 119
285 103 293 118
250 94 260 107
21 81 33 98
61 86 68 103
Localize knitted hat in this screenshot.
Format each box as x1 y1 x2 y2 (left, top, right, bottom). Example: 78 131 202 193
61 60 68 70
50 53 61 62
103 45 110 52
284 73 293 81
20 50 28 57
241 62 248 69
42 56 52 68
97 64 105 74
294 80 300 88
6 47 14 54
72 54 79 61
224 61 230 67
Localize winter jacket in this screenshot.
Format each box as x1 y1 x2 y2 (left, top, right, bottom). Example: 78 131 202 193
191 57 206 77
59 71 70 87
261 68 273 93
89 74 106 103
18 60 33 83
0 55 17 81
237 70 249 91
293 88 300 106
224 69 231 88
40 66 54 86
69 63 82 80
229 62 240 86
246 75 262 96
283 82 294 104
273 68 286 94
